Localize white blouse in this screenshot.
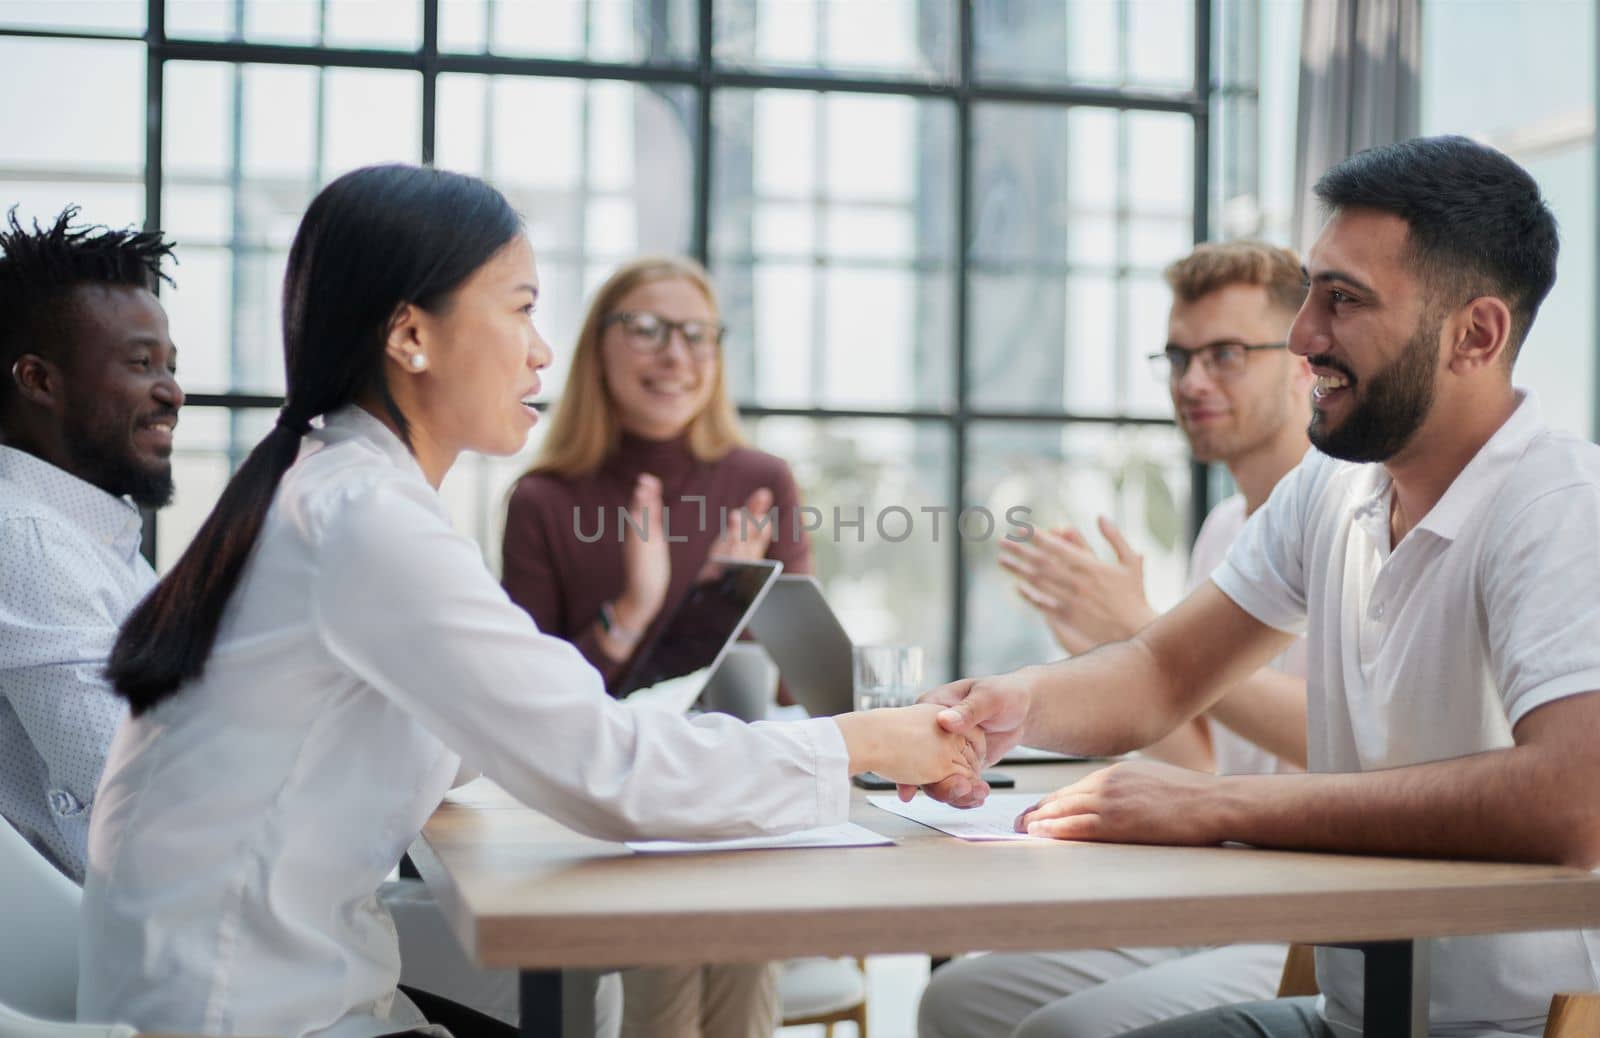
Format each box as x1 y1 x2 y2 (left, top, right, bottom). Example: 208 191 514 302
78 407 850 1038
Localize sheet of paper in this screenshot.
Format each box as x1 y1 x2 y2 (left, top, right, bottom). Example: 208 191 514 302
998 744 1090 764
868 792 1048 842
627 822 893 854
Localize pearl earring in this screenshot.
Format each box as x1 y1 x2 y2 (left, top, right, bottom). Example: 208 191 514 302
409 354 426 370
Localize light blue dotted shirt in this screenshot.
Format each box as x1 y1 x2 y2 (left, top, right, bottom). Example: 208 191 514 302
0 444 153 882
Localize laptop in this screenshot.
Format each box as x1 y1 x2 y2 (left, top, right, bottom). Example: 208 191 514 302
745 575 855 717
747 574 1085 764
615 558 783 714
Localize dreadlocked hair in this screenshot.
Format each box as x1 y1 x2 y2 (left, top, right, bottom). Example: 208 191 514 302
0 206 177 411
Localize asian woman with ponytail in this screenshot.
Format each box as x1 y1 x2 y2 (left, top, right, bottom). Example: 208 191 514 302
78 166 983 1038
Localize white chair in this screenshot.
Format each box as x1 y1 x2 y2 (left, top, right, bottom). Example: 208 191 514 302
0 819 82 1021
0 822 171 1038
779 957 868 1037
0 1001 134 1038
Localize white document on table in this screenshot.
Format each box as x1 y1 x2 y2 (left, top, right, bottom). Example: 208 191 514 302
627 822 893 854
868 792 1048 842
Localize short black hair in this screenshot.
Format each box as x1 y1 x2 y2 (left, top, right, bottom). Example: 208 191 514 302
1313 135 1558 360
0 206 177 410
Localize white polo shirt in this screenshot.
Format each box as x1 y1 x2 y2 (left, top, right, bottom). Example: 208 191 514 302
1185 493 1304 777
1213 390 1600 1036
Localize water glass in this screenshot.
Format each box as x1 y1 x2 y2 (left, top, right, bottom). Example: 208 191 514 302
853 645 923 711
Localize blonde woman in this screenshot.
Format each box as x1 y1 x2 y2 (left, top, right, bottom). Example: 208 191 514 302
501 258 804 1038
502 256 806 691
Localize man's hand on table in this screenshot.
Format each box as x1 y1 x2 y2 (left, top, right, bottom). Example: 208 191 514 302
1014 759 1229 843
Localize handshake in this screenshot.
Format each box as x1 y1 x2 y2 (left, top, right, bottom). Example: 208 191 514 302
837 667 1230 845
836 671 1034 809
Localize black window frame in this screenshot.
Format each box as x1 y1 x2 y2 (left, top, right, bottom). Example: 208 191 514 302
1 0 1217 680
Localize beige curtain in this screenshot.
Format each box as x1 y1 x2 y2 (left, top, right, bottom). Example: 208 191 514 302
1292 0 1423 249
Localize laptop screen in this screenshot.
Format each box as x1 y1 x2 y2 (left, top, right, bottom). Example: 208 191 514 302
614 558 782 699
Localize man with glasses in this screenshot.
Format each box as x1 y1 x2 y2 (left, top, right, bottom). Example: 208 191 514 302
919 136 1600 1038
919 241 1314 1038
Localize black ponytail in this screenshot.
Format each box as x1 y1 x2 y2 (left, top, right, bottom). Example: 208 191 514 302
109 165 522 715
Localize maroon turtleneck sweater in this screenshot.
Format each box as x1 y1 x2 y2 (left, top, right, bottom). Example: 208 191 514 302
501 432 812 693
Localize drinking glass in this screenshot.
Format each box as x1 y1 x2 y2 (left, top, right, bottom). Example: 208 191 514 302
852 645 923 711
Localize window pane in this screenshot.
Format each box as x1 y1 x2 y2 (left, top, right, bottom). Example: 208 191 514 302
158 407 277 572
714 0 956 81
324 0 424 49
1212 0 1301 244
751 417 955 683
963 421 1190 676
712 89 956 410
968 104 1192 415
439 0 695 64
0 38 144 229
166 0 423 49
161 247 233 392
162 62 422 395
436 74 696 403
973 0 1194 92
1422 0 1595 437
0 0 142 33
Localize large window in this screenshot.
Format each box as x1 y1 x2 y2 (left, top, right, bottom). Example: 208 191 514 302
1422 0 1596 439
1 0 1225 681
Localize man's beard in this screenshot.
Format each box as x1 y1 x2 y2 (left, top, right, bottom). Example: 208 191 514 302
1308 316 1439 464
61 409 176 509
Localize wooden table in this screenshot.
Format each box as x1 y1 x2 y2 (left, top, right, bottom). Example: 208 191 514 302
413 763 1600 1037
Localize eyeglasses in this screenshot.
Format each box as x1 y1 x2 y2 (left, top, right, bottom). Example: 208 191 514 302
1147 341 1287 382
604 310 726 359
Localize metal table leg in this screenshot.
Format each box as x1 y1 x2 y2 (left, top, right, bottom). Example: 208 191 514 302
519 970 559 1038
519 969 599 1038
1358 939 1429 1037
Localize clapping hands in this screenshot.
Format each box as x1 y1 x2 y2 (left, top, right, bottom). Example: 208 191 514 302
696 487 776 582
997 516 1157 656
